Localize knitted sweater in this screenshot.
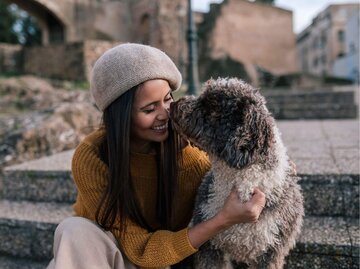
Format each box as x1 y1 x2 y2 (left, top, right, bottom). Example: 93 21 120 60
71 129 211 268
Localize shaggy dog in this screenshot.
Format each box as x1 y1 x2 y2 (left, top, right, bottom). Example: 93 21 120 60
170 78 304 269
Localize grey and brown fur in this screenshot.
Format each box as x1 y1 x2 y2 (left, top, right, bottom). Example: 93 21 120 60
170 78 304 269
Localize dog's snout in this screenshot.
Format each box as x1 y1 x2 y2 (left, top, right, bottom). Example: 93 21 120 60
170 95 197 120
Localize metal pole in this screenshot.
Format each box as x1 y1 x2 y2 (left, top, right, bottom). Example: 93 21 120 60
186 0 200 95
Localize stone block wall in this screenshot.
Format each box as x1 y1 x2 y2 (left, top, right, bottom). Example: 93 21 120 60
0 43 23 74
23 40 120 81
23 43 85 81
198 0 298 85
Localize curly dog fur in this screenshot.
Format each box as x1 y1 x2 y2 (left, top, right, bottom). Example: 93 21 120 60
170 78 304 269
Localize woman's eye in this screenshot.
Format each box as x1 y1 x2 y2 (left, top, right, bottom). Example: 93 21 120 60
165 97 173 102
143 109 155 114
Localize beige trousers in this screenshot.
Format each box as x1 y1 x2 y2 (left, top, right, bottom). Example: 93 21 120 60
46 217 138 269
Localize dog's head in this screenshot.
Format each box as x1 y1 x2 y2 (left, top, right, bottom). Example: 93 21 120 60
170 78 275 168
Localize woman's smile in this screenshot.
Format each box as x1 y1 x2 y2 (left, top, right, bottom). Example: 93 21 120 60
152 122 168 132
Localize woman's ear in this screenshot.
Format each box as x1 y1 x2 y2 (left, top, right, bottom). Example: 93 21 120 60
220 105 274 168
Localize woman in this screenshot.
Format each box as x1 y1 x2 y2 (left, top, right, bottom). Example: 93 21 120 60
47 43 266 269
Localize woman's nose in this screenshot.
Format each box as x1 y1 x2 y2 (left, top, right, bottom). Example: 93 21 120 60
157 104 169 120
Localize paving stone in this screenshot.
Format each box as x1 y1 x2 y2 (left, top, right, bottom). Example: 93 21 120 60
277 120 359 175
295 158 341 174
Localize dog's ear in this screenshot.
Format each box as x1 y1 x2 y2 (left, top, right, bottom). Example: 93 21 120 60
220 104 274 168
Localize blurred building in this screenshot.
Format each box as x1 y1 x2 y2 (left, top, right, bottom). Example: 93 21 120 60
3 0 188 68
2 0 298 85
197 0 298 85
332 9 360 83
297 3 360 82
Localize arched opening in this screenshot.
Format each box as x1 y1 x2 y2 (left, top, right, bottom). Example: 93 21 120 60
4 0 66 45
2 4 42 46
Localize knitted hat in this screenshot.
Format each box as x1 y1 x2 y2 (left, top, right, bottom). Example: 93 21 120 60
90 43 182 111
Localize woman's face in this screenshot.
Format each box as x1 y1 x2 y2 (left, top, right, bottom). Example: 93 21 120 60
131 79 173 151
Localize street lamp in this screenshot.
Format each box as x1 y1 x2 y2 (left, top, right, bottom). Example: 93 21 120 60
186 0 200 96
176 3 186 78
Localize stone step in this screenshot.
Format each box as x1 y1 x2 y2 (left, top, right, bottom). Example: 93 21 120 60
285 217 359 269
263 90 355 105
0 200 73 261
0 256 48 269
2 164 359 218
267 102 355 110
2 169 76 203
301 174 359 218
267 104 358 119
1 150 76 204
0 200 358 268
263 91 358 119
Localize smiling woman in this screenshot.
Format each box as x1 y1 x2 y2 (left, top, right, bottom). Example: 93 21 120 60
46 43 266 269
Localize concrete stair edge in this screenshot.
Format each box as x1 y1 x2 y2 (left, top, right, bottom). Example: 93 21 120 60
0 256 48 269
2 171 359 218
0 211 357 262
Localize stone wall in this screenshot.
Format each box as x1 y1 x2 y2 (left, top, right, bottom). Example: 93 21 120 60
23 40 120 81
23 42 84 80
0 43 23 74
125 0 187 76
198 0 298 85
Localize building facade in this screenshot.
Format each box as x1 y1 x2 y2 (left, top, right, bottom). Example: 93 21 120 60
332 9 360 83
197 0 298 85
297 3 360 80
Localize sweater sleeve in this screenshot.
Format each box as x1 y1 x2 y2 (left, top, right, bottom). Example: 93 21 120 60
113 221 197 268
71 141 198 268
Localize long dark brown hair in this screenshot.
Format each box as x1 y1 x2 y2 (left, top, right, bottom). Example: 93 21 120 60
95 85 182 237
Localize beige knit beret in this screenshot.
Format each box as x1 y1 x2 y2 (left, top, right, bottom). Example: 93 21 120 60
90 43 182 111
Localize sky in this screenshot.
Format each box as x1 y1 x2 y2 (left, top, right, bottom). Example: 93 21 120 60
192 0 358 33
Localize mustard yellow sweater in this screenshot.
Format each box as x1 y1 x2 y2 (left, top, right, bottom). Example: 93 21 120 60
72 129 211 268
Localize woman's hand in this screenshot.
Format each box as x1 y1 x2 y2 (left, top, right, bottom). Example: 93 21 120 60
217 187 266 226
187 187 266 248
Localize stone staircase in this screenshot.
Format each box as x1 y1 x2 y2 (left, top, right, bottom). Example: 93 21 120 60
263 89 358 119
0 120 359 269
0 150 74 269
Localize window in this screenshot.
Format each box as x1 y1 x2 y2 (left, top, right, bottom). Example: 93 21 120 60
321 54 326 64
337 51 345 58
320 33 327 48
338 30 345 42
313 37 319 49
313 57 318 67
349 43 356 53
